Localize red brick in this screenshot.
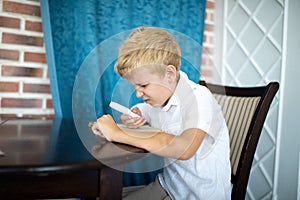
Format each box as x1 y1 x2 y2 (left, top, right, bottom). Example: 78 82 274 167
2 65 43 77
2 32 43 47
0 49 19 60
0 82 19 92
206 1 215 9
205 24 214 32
3 1 41 17
46 99 53 108
25 20 43 32
205 12 214 22
202 47 214 55
1 98 42 108
200 69 213 77
24 52 47 63
203 35 207 43
0 16 20 29
23 83 51 94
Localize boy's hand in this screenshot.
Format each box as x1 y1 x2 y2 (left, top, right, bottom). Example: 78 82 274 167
89 122 104 138
121 107 147 128
96 114 121 142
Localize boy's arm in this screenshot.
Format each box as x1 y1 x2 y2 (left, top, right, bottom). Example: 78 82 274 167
126 128 205 160
97 115 206 160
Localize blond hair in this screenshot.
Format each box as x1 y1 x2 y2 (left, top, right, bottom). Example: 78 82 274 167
114 26 181 77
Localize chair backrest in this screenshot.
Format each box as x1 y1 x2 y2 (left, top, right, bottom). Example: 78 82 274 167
200 81 279 200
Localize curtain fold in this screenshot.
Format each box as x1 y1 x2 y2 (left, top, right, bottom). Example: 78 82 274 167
41 0 206 186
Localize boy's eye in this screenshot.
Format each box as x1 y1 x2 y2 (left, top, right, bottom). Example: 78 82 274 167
137 84 148 88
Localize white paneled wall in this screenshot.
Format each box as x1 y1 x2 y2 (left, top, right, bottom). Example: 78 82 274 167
215 0 285 199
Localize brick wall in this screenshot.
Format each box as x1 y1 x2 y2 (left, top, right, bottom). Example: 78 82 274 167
0 0 215 119
201 0 215 80
0 0 54 119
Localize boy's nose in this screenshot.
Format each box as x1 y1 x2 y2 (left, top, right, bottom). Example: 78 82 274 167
136 88 144 98
136 90 144 98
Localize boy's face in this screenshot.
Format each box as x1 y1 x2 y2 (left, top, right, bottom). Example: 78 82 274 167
125 66 176 107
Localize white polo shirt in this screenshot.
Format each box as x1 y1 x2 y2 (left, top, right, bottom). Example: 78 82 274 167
136 71 231 200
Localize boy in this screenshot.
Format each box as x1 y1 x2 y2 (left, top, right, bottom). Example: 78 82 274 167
93 26 231 200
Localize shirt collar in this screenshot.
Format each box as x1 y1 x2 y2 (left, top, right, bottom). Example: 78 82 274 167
162 93 178 112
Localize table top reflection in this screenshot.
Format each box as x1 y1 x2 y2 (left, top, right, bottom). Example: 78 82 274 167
0 118 146 174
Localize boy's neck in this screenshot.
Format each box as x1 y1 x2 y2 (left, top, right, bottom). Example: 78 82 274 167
162 72 180 107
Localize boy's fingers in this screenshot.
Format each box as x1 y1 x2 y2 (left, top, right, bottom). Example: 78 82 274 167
131 107 141 115
130 117 147 128
134 117 145 125
121 114 132 121
91 123 104 137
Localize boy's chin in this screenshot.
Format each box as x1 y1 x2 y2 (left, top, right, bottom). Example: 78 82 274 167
148 102 163 107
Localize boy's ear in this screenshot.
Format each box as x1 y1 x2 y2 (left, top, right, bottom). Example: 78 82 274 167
166 65 177 82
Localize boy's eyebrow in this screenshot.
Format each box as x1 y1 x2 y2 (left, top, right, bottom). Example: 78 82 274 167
131 79 147 86
136 82 148 85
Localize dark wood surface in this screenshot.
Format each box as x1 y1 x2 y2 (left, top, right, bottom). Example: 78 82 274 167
0 118 146 199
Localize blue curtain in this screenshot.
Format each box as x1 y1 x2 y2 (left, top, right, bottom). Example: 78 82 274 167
41 0 206 186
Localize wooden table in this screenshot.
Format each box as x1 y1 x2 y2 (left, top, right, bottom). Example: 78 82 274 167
0 118 146 199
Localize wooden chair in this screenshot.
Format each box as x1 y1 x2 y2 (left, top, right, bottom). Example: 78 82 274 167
200 80 279 200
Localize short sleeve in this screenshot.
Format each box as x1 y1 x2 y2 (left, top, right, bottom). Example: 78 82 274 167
182 85 224 142
182 86 213 132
